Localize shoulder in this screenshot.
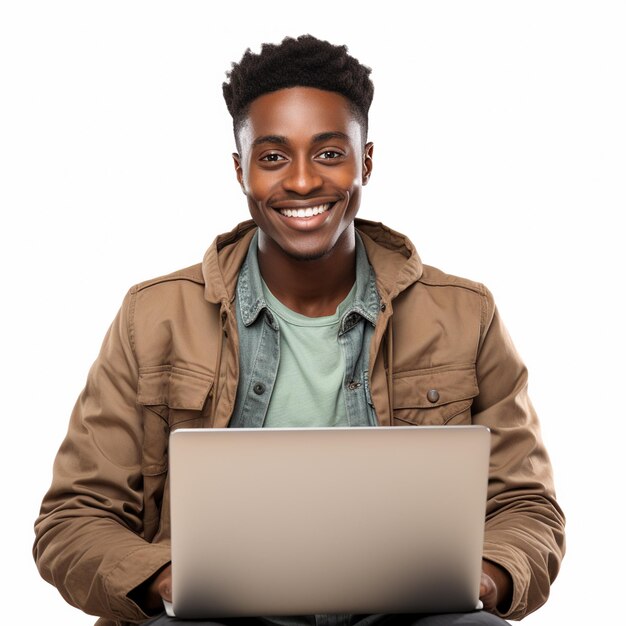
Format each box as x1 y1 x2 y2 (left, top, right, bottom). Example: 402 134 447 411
122 264 211 337
123 262 216 340
418 264 490 298
396 263 496 340
130 263 205 294
118 262 220 371
124 262 209 317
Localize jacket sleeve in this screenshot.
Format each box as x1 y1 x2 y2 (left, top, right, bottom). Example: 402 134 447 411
473 291 565 620
33 289 171 623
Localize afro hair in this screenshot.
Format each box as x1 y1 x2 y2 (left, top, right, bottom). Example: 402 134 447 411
223 34 374 146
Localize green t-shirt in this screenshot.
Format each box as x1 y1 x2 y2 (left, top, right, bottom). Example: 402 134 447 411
261 279 357 428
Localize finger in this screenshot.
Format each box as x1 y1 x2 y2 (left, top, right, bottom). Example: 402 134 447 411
479 572 490 598
159 580 172 602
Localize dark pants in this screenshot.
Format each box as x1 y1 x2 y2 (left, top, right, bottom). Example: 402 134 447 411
142 613 508 625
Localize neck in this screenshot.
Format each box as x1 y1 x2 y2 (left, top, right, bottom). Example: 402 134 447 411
257 228 356 318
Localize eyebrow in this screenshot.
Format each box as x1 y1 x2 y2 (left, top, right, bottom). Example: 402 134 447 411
313 131 350 143
252 134 288 147
252 131 350 147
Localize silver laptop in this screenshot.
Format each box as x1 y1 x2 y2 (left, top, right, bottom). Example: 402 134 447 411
166 425 490 619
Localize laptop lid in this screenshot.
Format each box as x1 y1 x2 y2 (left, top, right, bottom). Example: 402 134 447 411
168 425 490 619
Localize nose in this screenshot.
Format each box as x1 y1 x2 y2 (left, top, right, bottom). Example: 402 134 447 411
282 156 323 195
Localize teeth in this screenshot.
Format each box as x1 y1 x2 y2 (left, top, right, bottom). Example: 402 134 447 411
278 203 331 218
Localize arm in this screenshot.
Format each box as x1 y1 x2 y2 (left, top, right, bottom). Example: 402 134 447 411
473 294 565 619
33 290 171 622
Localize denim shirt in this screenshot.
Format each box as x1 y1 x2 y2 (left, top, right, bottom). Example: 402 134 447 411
229 231 381 430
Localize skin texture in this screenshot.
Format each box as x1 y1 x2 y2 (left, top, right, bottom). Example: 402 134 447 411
141 86 513 615
232 87 374 317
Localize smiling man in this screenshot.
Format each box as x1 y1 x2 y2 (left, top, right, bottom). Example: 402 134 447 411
34 35 565 626
234 86 371 317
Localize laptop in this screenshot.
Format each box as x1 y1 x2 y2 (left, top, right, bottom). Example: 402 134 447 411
166 425 490 619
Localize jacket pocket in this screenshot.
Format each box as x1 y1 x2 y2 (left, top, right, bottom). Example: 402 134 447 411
136 365 214 540
392 364 478 426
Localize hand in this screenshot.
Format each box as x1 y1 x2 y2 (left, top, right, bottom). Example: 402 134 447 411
479 570 498 611
143 563 172 612
480 560 512 613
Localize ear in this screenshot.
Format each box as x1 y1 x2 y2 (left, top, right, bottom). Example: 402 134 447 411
362 142 374 185
232 153 246 194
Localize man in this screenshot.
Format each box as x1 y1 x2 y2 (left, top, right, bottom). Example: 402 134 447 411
34 35 565 626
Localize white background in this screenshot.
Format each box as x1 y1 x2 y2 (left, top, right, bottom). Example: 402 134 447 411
1 1 624 624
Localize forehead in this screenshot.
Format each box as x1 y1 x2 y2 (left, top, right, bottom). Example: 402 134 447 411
238 87 361 149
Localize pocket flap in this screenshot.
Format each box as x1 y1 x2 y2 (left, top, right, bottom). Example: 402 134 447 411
137 366 214 410
393 365 478 409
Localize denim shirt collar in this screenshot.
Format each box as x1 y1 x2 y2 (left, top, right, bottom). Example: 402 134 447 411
237 230 380 329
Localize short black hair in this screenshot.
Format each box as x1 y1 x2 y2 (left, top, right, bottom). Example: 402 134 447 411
222 34 374 148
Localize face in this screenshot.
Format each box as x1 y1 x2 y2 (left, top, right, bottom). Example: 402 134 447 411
232 87 374 262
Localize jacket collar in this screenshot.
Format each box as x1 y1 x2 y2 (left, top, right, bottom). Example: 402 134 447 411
201 218 423 307
354 219 423 303
202 220 257 305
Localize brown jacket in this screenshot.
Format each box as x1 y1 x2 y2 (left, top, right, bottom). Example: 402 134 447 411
34 219 565 625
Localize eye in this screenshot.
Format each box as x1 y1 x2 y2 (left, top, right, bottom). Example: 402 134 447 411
317 150 343 160
260 153 286 162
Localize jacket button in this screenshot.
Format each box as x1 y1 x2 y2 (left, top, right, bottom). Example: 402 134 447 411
253 383 266 395
427 389 440 403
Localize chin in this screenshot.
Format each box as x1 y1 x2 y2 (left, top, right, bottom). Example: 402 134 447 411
279 233 345 263
283 248 331 262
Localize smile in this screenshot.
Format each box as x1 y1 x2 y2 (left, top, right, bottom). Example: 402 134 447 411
276 203 333 218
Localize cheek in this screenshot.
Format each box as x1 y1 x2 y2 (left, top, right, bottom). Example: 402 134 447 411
246 195 264 220
339 162 363 190
245 171 276 203
346 187 362 213
343 169 363 200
